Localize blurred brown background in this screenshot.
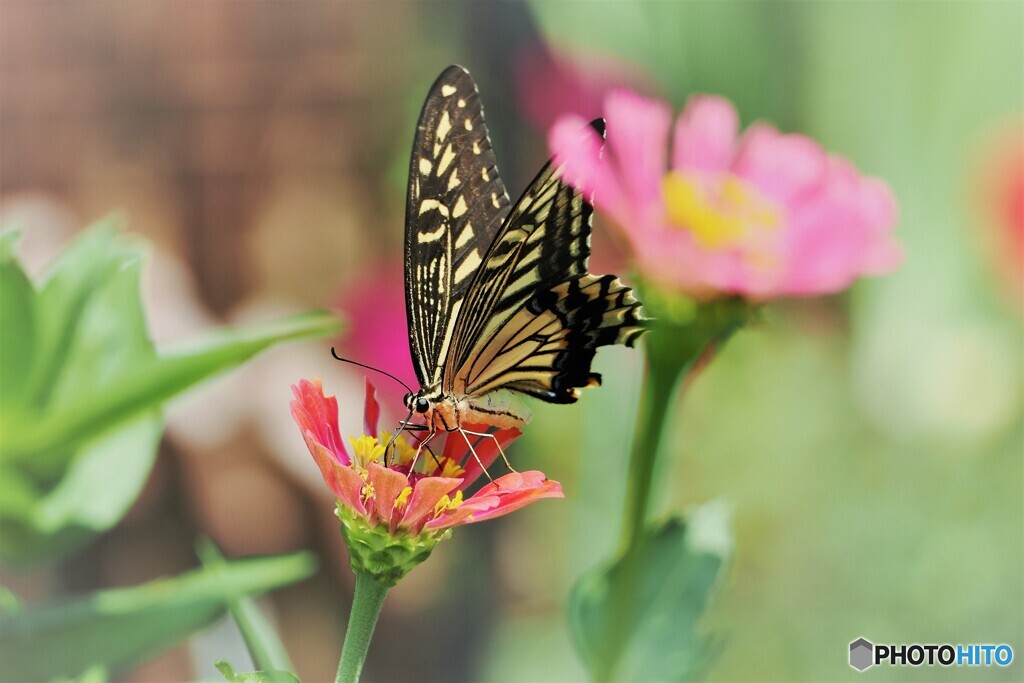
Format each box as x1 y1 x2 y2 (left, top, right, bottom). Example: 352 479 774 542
1 2 550 681
2 2 1021 682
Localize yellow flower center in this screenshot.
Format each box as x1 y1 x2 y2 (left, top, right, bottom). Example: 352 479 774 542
432 490 464 518
439 458 465 478
663 171 780 249
350 435 385 469
360 481 376 504
380 431 418 467
394 486 413 511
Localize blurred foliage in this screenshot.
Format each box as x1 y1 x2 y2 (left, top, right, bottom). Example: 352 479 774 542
214 660 300 683
198 540 296 674
500 2 1024 682
0 551 315 682
570 503 730 682
0 220 339 565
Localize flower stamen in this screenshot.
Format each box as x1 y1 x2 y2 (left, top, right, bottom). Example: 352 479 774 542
350 434 385 468
394 486 413 512
432 490 463 519
663 171 780 250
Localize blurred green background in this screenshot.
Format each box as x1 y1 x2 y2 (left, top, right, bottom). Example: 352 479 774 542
1 1 1020 681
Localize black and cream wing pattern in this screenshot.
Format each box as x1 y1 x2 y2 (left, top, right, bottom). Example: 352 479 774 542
404 66 511 390
405 65 645 411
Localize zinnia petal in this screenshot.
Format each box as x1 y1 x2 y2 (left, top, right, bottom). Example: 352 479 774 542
732 123 828 206
549 114 628 223
425 471 563 530
776 157 903 296
364 462 410 526
672 95 739 173
290 379 350 465
398 476 462 533
363 377 381 439
308 440 366 513
605 89 673 226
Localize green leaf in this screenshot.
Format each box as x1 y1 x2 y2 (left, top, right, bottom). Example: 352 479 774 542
0 552 316 682
569 502 732 682
34 412 164 531
25 219 142 413
0 221 340 565
214 660 301 683
0 587 20 615
0 232 37 411
50 664 108 683
198 539 295 673
3 310 340 465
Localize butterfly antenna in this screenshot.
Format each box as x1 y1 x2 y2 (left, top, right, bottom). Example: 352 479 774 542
330 347 420 466
382 406 415 465
329 347 414 395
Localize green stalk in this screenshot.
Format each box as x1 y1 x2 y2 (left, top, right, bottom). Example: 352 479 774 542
336 572 389 683
197 539 297 673
597 291 751 681
619 292 752 553
597 336 695 683
619 347 695 554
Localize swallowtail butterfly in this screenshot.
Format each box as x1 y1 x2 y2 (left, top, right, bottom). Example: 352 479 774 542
400 65 646 460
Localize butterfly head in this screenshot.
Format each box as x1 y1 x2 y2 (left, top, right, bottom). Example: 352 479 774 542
403 392 432 415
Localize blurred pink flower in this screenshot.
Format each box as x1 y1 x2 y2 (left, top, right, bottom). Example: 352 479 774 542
333 260 417 408
291 378 562 537
550 91 903 299
516 45 658 133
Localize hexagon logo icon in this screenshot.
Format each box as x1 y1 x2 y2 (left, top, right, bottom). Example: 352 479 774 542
849 637 874 671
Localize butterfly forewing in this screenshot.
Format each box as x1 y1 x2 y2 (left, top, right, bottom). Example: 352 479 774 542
404 67 646 424
404 65 511 388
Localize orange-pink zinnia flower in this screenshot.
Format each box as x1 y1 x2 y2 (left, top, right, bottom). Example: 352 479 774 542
291 378 562 537
974 120 1024 310
550 90 903 299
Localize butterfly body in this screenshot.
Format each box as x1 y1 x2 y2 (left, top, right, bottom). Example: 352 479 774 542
405 388 532 432
402 65 645 446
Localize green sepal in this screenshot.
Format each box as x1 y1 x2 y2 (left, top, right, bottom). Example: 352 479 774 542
336 504 449 588
638 279 759 372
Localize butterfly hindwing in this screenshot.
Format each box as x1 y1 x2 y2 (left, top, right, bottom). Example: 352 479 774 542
445 129 646 403
455 273 645 402
443 160 593 384
404 65 511 389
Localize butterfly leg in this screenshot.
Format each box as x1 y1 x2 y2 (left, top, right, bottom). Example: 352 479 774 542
460 428 518 474
407 429 436 475
457 428 495 483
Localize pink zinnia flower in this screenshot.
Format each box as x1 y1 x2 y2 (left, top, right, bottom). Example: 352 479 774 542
291 378 562 583
550 91 903 299
515 45 658 133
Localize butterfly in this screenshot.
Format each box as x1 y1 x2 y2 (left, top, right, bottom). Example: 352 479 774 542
400 65 646 462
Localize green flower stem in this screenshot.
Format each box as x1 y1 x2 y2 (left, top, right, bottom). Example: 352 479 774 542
620 292 750 554
619 346 695 555
598 291 752 681
598 333 698 682
336 572 389 683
